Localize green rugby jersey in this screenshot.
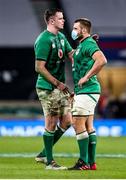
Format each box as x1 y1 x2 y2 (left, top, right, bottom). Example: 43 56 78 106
34 30 72 90
72 36 101 95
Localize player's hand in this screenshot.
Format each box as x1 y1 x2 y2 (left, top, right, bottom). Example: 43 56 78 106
57 82 69 94
70 91 74 98
92 34 99 42
69 91 74 103
78 76 89 88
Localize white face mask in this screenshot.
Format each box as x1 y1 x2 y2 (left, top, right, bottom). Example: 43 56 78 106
71 30 79 40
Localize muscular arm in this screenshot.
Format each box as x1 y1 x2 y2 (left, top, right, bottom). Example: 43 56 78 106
35 60 68 91
35 60 59 86
78 50 107 86
86 50 107 79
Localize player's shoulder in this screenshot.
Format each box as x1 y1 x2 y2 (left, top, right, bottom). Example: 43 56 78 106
36 30 48 40
58 31 66 39
35 30 51 45
86 36 96 43
83 36 98 48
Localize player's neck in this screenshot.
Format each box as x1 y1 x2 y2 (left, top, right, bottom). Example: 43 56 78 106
47 25 59 35
79 34 90 43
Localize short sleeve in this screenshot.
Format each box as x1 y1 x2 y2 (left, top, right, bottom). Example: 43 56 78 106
34 38 51 61
85 40 100 57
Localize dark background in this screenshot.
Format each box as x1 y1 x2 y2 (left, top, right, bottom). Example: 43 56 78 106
0 0 126 118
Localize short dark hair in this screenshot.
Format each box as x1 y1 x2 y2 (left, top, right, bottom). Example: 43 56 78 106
44 8 63 23
74 18 91 33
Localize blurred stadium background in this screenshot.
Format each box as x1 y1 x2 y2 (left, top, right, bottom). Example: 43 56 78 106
0 0 126 137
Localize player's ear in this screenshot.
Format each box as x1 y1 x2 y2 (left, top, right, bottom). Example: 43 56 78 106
82 28 87 33
50 18 54 25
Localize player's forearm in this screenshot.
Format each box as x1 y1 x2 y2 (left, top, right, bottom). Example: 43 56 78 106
68 50 74 62
36 65 60 87
84 51 107 80
85 58 107 80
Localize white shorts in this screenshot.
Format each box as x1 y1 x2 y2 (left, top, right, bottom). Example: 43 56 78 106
72 94 100 116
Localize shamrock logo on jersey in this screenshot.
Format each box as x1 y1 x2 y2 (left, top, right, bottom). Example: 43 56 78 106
60 39 64 46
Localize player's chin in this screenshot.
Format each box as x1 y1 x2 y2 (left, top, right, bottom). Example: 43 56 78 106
60 25 64 29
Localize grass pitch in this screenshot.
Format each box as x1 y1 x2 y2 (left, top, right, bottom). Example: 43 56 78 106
0 136 126 179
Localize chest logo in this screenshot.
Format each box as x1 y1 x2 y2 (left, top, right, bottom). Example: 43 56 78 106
58 49 63 59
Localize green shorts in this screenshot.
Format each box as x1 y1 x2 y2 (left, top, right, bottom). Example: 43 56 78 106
36 88 71 117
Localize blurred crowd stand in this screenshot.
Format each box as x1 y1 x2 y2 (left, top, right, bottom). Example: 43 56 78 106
0 100 43 119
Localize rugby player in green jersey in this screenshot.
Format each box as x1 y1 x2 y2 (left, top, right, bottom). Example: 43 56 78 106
34 8 73 170
68 18 107 170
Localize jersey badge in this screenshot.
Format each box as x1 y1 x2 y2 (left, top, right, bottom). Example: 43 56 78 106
58 49 63 59
60 39 64 46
